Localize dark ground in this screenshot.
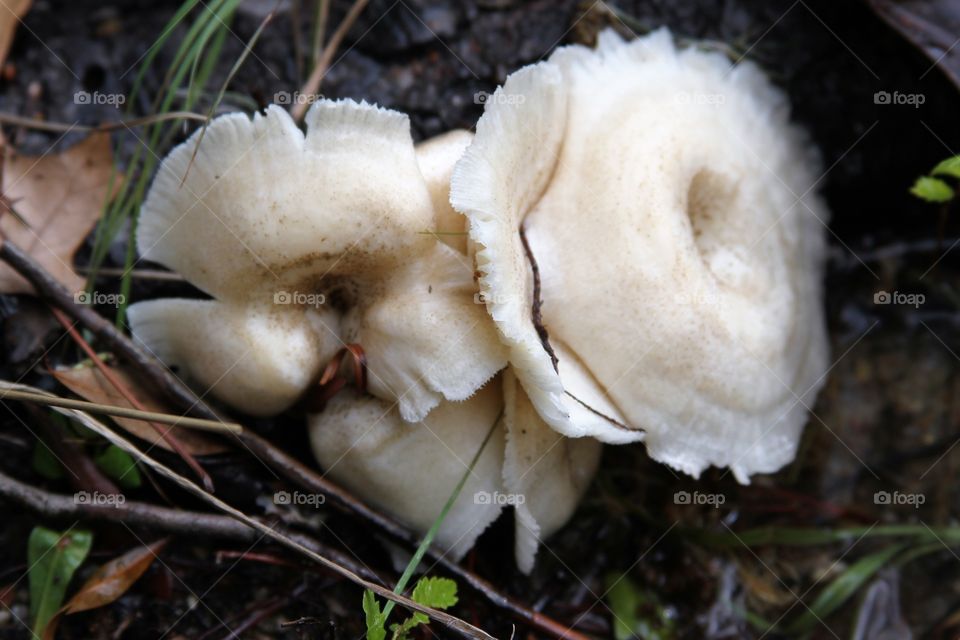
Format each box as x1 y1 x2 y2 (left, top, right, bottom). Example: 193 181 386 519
1 0 960 638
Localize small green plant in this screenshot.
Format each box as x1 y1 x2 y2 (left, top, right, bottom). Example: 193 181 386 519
362 411 501 639
605 573 676 640
364 576 459 640
28 527 92 636
910 155 960 203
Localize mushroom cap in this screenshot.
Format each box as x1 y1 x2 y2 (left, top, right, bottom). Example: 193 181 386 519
308 379 507 561
308 371 601 571
138 101 434 304
451 29 829 481
347 242 507 422
127 299 339 416
502 369 601 572
131 100 506 419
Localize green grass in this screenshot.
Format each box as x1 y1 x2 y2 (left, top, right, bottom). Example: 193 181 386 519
85 0 246 326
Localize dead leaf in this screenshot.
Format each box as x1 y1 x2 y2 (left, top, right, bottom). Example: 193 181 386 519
0 0 31 70
41 539 167 640
52 363 227 456
0 132 118 295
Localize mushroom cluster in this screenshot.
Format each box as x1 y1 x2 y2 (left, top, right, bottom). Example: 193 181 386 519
128 28 829 571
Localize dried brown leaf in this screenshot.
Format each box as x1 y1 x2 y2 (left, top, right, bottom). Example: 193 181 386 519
0 132 118 295
52 363 227 456
0 0 31 69
41 539 167 640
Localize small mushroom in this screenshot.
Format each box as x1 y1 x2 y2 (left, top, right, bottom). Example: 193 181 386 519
308 370 601 572
451 29 830 482
128 100 507 418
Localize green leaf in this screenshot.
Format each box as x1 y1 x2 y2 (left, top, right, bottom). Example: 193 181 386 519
94 445 141 489
390 613 428 640
28 527 93 636
411 576 458 610
387 577 458 640
31 443 63 480
605 573 676 640
785 544 904 634
910 176 955 203
932 155 960 179
362 590 387 640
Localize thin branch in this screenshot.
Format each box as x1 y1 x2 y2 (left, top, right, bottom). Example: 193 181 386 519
28 404 118 495
76 266 185 282
0 239 226 422
50 306 215 492
0 111 207 133
0 388 242 434
0 467 383 584
291 0 371 122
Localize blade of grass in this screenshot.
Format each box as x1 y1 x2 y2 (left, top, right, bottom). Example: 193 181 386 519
179 7 275 185
784 544 905 634
379 410 503 623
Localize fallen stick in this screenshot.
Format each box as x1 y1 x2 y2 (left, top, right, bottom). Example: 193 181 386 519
0 388 242 434
0 467 383 584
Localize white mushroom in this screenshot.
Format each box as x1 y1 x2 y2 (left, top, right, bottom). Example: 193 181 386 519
451 28 829 482
308 371 601 571
128 100 506 418
310 130 601 570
